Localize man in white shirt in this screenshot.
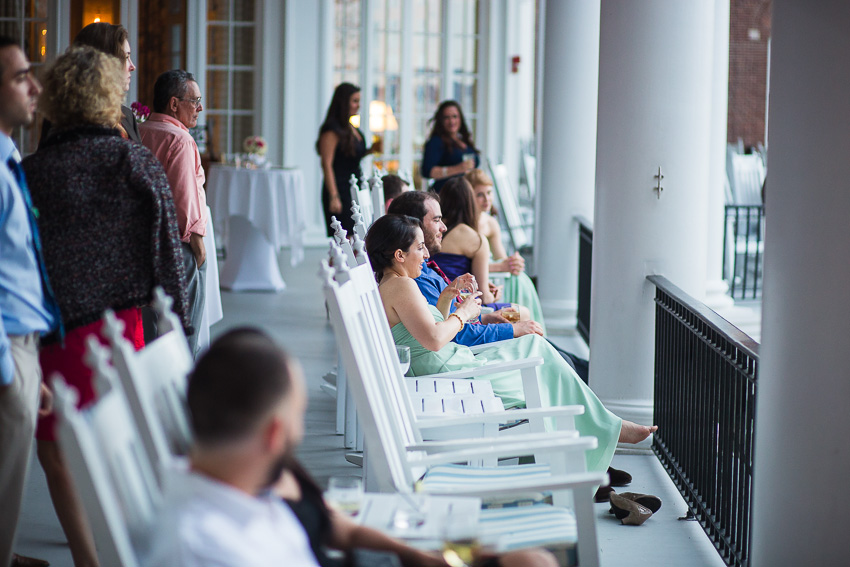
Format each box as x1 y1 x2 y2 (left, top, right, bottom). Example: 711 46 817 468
148 329 318 567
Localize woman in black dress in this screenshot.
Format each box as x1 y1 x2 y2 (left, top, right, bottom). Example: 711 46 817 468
316 83 373 236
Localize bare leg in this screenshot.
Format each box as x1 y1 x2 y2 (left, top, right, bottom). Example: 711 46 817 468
36 440 99 567
618 421 658 444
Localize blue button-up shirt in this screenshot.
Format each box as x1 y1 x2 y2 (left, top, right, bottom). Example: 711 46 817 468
415 262 513 347
0 133 55 385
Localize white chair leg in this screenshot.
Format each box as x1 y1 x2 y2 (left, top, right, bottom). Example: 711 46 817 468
344 385 357 449
335 354 346 435
355 416 364 452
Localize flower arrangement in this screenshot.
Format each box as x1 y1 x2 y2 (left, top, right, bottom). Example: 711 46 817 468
130 101 151 123
243 135 267 156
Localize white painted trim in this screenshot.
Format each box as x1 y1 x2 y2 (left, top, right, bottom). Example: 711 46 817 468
398 0 414 176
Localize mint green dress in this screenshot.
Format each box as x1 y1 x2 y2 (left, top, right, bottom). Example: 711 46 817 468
502 272 547 335
392 306 621 473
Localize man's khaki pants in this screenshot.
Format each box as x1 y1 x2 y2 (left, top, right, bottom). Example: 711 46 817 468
0 333 42 567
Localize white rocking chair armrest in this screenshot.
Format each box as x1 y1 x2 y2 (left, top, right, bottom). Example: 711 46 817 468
406 430 579 453
415 356 544 380
468 339 516 354
414 405 584 430
414 435 598 467
422 470 609 498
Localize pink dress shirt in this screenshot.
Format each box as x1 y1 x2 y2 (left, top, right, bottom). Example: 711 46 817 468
140 113 207 242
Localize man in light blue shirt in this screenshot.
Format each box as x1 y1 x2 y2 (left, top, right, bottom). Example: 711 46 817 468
0 37 59 567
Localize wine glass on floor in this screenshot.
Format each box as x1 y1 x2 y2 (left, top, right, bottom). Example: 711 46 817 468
396 345 411 376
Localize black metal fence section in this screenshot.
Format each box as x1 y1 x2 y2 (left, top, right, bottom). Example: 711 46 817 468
722 205 765 300
575 216 593 344
648 275 758 567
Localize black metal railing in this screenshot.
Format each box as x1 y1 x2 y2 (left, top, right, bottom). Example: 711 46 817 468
722 205 764 300
648 275 758 567
575 216 593 344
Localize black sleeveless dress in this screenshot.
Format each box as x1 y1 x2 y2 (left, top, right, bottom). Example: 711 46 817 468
321 124 367 236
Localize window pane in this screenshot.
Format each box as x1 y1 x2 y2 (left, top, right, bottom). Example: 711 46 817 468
232 114 255 151
207 25 228 65
344 29 360 71
233 0 254 21
452 37 477 74
453 76 477 113
206 114 226 155
233 71 254 110
0 22 20 39
337 0 360 28
206 69 229 109
413 0 441 34
26 0 48 18
427 35 441 72
386 0 402 31
374 0 386 29
414 75 441 115
450 0 478 36
385 31 401 73
26 20 47 63
207 0 230 21
233 26 254 66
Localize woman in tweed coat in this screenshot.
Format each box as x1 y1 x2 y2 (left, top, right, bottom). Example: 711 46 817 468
21 46 188 567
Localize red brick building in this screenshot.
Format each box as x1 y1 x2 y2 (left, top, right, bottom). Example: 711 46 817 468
728 0 773 148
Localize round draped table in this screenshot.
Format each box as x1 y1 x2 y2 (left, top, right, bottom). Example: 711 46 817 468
207 165 306 291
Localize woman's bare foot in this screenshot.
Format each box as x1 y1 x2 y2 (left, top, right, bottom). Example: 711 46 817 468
619 421 658 444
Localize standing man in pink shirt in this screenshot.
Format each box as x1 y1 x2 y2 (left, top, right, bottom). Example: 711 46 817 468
140 70 206 356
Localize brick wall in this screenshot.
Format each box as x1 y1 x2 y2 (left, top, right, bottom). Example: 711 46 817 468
728 0 772 148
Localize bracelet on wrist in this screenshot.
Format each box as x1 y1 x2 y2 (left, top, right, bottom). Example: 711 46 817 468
442 166 448 177
448 312 464 330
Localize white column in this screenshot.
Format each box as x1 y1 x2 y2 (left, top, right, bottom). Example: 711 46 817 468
589 0 714 435
534 0 600 330
752 3 850 564
704 0 733 309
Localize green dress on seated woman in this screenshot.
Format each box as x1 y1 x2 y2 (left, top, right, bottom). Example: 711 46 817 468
502 272 546 335
391 305 620 473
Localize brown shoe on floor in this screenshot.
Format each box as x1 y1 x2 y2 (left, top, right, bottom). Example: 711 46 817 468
11 554 50 567
607 466 632 487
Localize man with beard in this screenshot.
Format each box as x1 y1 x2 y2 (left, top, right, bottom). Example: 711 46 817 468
149 328 557 567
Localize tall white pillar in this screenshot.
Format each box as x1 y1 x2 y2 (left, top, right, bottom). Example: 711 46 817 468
589 0 714 433
704 0 733 309
534 0 600 330
752 2 850 564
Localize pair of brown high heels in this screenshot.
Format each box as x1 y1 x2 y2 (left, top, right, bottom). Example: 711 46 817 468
608 492 662 526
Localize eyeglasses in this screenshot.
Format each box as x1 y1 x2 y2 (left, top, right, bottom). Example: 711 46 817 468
180 96 203 107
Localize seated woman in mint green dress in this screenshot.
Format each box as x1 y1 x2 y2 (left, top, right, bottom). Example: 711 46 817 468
364 214 656 474
433 176 545 333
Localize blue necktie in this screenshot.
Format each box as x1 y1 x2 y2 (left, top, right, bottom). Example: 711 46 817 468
7 158 64 339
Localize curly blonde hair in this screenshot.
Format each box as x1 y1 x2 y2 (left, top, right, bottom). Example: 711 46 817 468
39 46 124 128
464 168 493 188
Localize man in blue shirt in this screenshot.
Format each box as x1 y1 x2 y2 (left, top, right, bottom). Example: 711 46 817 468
0 37 59 567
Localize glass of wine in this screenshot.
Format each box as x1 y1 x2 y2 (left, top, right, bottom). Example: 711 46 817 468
396 345 411 376
441 515 480 567
325 476 363 517
502 304 521 323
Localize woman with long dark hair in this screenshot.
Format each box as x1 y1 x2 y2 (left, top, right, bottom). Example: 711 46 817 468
40 22 139 145
316 83 374 236
436 174 547 331
365 214 657 476
421 100 480 193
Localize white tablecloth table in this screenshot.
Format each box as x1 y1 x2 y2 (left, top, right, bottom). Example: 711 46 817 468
207 165 306 291
197 206 224 352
